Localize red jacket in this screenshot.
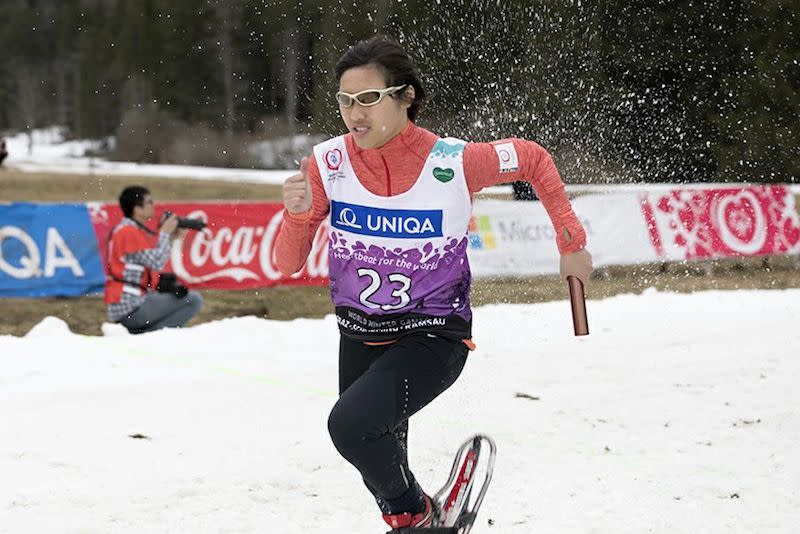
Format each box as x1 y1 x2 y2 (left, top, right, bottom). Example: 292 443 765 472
104 222 163 304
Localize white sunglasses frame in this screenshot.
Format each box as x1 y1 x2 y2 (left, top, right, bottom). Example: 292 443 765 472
335 84 408 108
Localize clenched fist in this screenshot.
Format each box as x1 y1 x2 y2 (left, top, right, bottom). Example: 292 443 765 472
282 157 312 215
560 248 593 286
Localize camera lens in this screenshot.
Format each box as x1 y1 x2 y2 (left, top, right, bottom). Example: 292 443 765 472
176 217 207 230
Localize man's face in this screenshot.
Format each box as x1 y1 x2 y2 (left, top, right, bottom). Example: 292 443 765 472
134 194 155 221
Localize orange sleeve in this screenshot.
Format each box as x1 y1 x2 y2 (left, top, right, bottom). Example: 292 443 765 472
274 154 331 276
463 139 587 254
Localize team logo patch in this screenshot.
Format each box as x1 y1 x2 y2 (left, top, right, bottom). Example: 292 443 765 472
331 200 443 239
433 167 455 183
323 148 346 182
325 149 343 170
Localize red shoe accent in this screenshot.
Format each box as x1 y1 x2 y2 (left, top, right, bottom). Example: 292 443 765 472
382 494 435 529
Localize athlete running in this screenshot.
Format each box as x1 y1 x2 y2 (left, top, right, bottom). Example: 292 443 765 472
275 35 593 530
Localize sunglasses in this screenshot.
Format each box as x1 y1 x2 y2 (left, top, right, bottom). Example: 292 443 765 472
335 85 408 108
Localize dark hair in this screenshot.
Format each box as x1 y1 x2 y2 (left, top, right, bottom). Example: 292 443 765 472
335 35 426 121
119 186 150 218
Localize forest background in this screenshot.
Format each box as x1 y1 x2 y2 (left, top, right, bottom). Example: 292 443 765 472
1 0 797 184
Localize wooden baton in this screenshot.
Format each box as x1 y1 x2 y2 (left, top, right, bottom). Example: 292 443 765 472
567 275 589 336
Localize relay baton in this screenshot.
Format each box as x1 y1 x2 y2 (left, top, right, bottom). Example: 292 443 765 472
567 275 589 336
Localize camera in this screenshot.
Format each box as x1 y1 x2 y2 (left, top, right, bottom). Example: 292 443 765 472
161 210 207 230
156 272 188 299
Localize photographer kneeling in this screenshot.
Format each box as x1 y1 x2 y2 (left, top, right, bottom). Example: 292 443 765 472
105 186 203 334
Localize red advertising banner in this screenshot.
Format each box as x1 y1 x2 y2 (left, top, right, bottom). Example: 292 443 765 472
88 202 330 289
641 186 800 260
82 186 798 292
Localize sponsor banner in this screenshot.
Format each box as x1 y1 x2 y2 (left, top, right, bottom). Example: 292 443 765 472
330 200 443 239
468 186 799 277
0 203 105 297
89 202 330 290
641 186 800 260
3 185 797 296
468 194 658 276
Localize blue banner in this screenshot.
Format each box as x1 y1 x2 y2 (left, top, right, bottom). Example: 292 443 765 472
0 203 105 297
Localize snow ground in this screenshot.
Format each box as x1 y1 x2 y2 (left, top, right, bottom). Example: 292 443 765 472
1 288 799 533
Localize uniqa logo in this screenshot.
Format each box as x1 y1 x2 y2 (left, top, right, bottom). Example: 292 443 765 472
366 214 436 234
336 207 362 229
331 201 442 238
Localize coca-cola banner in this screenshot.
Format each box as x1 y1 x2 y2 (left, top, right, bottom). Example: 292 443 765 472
85 187 798 288
641 186 800 260
88 202 329 289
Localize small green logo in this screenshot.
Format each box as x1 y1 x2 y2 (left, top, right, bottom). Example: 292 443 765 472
433 167 455 183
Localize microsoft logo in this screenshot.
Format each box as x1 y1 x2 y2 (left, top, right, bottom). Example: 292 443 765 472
468 215 496 249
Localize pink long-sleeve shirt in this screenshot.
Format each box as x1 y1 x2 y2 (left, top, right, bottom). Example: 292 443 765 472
275 121 586 275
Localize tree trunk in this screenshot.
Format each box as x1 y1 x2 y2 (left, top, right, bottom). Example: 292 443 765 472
216 0 235 141
283 22 299 137
15 63 41 155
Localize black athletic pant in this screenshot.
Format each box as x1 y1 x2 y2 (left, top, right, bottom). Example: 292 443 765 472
327 333 468 514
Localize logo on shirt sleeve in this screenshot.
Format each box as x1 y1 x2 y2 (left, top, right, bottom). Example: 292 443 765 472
493 142 519 173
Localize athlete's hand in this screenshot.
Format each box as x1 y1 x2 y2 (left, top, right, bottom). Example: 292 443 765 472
560 248 593 286
282 157 312 215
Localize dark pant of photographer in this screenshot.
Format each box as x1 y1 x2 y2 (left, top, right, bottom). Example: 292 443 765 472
119 291 203 334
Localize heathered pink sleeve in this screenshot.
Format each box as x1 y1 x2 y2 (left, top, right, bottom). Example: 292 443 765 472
463 139 587 254
274 154 331 276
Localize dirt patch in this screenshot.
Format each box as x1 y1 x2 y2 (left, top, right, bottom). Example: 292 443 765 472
0 168 283 202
